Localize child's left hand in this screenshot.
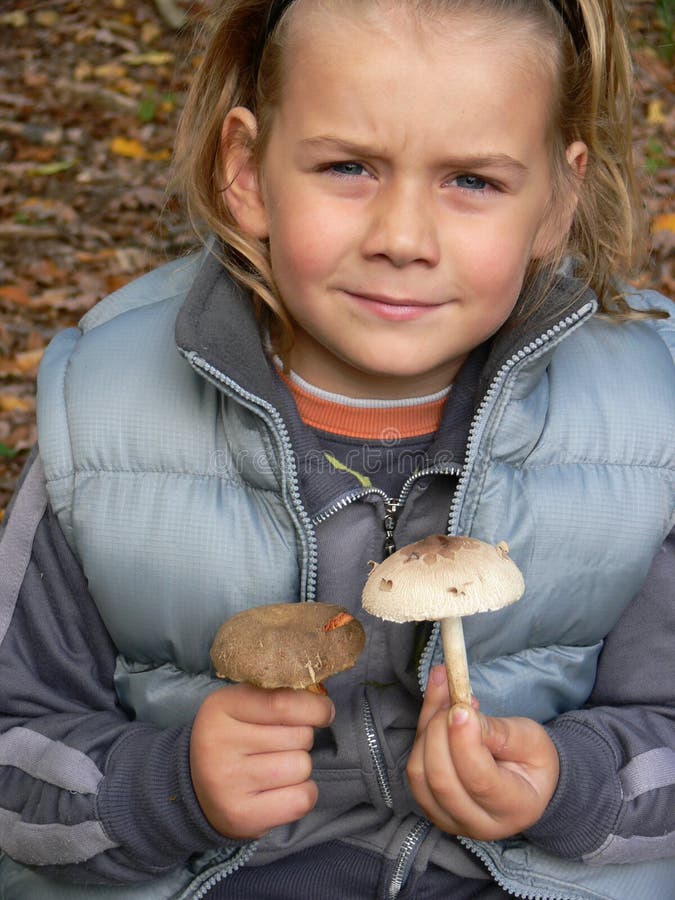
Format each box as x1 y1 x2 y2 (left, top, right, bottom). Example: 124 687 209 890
407 664 560 840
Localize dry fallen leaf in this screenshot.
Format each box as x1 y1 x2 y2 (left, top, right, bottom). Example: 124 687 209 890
651 213 675 234
94 63 129 81
0 285 33 306
35 11 60 28
122 52 175 66
13 350 45 374
0 11 29 28
110 136 171 161
646 100 666 126
0 395 34 413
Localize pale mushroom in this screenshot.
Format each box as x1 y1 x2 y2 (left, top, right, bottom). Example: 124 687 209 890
361 535 524 705
210 602 365 693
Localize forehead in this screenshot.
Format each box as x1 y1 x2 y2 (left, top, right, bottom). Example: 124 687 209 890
273 1 556 159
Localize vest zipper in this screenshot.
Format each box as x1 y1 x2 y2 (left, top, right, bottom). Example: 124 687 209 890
456 838 586 900
413 302 597 900
418 301 596 692
177 843 260 900
447 301 595 539
183 352 319 603
177 356 319 893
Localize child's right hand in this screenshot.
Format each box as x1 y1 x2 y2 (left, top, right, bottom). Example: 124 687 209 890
189 684 335 839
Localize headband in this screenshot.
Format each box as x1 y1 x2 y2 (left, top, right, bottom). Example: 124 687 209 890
255 0 582 71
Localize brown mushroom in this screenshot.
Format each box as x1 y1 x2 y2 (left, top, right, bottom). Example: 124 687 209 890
210 603 365 693
361 535 524 706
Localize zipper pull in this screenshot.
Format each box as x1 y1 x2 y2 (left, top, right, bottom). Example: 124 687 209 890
383 500 400 556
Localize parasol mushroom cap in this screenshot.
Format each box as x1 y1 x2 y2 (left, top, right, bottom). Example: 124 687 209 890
210 602 365 690
362 534 524 622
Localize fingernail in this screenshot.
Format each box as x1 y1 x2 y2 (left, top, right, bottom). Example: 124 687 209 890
430 665 446 686
451 705 470 725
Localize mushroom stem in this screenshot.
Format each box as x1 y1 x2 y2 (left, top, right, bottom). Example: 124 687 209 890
440 616 471 706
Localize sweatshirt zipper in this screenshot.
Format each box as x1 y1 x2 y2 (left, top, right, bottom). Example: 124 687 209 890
362 695 394 809
363 691 434 900
387 818 433 899
317 467 457 898
313 464 462 557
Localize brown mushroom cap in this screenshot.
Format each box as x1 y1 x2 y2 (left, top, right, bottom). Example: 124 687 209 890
362 534 524 622
210 603 365 690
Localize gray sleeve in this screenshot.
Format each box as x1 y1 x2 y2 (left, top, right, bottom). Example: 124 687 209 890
525 529 675 863
0 452 232 883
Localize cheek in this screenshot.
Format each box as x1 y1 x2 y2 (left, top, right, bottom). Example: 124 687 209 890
459 237 529 301
268 206 342 286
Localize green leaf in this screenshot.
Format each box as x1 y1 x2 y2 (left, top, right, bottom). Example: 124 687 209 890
28 159 77 176
0 443 19 459
137 97 157 123
645 138 667 174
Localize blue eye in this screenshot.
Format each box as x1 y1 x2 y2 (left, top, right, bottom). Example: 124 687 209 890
455 174 488 191
330 162 366 177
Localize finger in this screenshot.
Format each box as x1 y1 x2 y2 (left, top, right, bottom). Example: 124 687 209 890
479 714 556 768
423 707 488 819
237 721 316 754
447 705 503 803
479 715 561 803
408 707 480 834
247 748 314 791
424 707 535 836
227 780 320 839
416 665 451 735
477 712 514 759
217 684 335 728
447 705 544 823
260 687 336 728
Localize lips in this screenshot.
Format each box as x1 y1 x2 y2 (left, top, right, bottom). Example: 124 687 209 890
343 290 446 322
349 291 440 307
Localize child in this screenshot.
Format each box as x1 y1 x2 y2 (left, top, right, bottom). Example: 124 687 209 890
0 0 673 897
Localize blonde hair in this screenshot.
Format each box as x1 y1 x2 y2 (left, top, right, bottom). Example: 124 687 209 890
172 0 665 345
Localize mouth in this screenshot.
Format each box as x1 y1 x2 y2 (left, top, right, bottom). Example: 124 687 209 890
343 290 446 321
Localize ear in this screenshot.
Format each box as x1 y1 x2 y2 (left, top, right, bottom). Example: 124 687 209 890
220 107 269 239
532 140 588 259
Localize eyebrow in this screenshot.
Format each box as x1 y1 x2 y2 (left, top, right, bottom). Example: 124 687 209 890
297 136 529 173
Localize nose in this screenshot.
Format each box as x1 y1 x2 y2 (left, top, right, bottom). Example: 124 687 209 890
361 179 441 268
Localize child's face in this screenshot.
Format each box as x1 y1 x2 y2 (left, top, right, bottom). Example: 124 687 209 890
227 5 579 398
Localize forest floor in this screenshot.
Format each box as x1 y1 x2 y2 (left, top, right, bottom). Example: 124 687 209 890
0 0 673 512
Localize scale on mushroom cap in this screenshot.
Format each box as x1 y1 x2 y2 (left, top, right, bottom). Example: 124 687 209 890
362 535 525 706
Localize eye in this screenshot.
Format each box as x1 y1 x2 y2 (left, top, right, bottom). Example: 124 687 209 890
329 161 368 178
452 174 489 191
